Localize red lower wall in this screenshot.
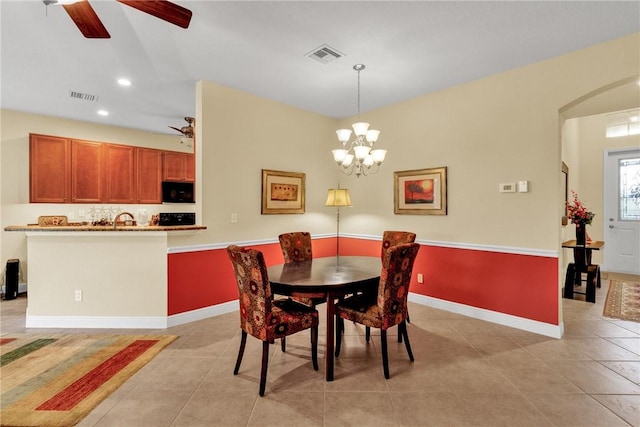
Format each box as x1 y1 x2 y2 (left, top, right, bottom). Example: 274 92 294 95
168 236 558 325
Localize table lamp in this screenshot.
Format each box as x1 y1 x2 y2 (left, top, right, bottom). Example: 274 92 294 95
325 188 352 255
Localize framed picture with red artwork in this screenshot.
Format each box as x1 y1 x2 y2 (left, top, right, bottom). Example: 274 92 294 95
394 167 447 215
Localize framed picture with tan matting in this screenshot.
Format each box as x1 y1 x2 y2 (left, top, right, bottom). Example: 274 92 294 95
394 167 447 215
261 169 306 214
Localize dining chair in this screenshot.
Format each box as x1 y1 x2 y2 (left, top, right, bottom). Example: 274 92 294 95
277 232 325 351
278 232 325 307
227 245 319 396
279 231 313 262
335 242 420 379
380 230 417 341
381 230 417 258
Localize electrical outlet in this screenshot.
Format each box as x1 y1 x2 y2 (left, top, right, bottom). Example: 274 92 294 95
230 213 238 223
417 273 424 283
75 290 83 301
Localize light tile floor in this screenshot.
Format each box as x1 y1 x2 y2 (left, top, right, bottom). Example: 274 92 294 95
1 275 638 427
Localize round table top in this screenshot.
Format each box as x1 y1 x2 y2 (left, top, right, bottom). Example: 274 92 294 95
267 256 381 294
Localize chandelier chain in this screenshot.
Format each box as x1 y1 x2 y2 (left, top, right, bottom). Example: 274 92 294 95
357 68 361 119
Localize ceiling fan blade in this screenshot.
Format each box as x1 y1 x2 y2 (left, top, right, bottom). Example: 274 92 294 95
117 1 192 29
62 0 110 38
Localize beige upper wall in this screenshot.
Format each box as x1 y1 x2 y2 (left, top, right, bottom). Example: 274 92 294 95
337 33 639 249
184 81 339 246
2 33 639 266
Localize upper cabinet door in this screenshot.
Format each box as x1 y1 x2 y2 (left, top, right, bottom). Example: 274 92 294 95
185 154 195 182
30 134 70 203
163 151 194 182
104 144 136 204
71 140 103 203
137 148 163 204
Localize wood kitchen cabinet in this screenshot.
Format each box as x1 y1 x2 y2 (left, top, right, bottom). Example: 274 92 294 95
71 139 103 203
163 152 195 182
30 134 70 203
29 133 188 204
136 147 163 203
104 144 135 204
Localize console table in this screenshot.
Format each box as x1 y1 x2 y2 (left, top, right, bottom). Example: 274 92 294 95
562 240 604 303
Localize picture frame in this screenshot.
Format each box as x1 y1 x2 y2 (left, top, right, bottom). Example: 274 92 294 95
261 169 306 214
394 167 447 215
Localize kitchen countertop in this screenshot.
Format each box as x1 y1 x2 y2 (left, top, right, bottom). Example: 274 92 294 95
4 224 207 232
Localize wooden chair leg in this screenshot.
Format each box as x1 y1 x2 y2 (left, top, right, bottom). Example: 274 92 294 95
398 310 410 342
311 325 319 371
259 341 270 396
281 337 286 352
335 317 343 357
234 330 247 375
381 329 390 379
366 326 371 342
400 321 414 361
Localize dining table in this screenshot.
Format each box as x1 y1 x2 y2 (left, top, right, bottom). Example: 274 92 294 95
267 255 381 381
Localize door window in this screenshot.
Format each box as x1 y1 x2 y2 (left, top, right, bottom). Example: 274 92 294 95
620 157 640 221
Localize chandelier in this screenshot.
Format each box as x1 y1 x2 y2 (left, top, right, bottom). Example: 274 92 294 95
332 64 387 177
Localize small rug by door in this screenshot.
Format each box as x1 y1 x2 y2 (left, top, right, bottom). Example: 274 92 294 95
603 280 640 322
0 333 177 427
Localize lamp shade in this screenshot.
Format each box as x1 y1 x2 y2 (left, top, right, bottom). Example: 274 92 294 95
325 188 352 207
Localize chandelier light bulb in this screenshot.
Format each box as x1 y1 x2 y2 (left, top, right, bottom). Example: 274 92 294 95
352 122 369 137
353 145 371 160
366 129 380 143
371 149 387 163
336 129 352 143
332 149 348 163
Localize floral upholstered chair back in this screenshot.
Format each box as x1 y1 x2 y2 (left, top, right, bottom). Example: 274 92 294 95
227 245 273 341
279 232 313 263
378 242 420 329
381 231 416 258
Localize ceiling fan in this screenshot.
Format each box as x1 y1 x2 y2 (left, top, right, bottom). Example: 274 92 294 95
169 117 194 138
43 0 192 39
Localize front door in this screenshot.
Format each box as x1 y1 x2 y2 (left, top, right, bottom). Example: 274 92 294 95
603 147 640 274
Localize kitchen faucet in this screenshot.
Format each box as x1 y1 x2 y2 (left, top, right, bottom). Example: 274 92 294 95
113 212 135 230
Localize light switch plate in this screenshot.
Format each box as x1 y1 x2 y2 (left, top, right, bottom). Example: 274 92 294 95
518 180 528 192
499 183 516 193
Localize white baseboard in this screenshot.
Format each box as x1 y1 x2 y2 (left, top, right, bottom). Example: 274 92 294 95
24 301 240 330
25 312 169 329
167 300 238 327
408 292 563 339
23 295 563 338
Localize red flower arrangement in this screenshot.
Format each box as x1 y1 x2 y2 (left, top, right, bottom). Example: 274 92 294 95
566 191 595 225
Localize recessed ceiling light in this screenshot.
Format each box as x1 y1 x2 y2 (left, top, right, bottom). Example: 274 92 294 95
97 110 109 116
117 78 132 87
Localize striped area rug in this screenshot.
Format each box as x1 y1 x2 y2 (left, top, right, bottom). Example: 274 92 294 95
603 280 640 322
0 334 177 426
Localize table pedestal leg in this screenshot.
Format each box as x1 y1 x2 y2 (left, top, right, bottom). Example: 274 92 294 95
586 265 598 303
325 291 336 381
564 263 575 299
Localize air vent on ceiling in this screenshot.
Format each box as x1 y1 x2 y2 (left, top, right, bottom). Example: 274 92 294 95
306 44 344 64
69 90 99 102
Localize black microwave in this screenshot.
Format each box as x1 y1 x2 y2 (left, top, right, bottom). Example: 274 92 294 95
162 181 195 204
